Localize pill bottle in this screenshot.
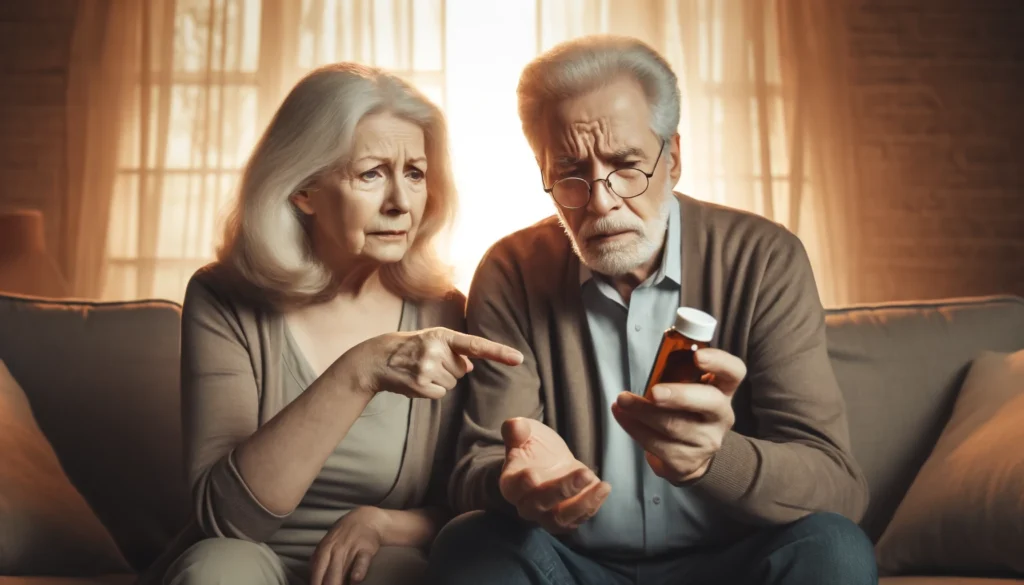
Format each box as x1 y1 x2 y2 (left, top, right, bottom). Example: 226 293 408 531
643 307 717 399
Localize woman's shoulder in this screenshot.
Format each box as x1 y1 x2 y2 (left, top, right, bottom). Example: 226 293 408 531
186 262 224 291
414 288 467 332
183 262 272 319
185 263 234 306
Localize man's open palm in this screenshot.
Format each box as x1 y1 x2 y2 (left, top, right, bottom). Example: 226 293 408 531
499 418 611 533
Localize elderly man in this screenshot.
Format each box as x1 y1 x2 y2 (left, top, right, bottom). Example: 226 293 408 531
429 35 876 585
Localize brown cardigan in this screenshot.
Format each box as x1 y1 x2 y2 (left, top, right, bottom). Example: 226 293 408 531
451 193 869 527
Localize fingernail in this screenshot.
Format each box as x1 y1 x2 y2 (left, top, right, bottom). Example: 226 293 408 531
651 386 667 401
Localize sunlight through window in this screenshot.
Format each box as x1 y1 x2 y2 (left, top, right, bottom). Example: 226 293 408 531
444 0 553 293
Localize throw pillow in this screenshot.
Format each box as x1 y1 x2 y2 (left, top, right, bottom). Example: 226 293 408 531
875 349 1024 575
0 360 130 575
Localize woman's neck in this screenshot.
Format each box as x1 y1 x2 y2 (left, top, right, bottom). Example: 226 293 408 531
308 230 386 299
334 267 386 300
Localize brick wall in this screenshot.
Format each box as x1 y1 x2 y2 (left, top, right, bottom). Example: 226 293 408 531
0 1 77 261
848 0 1024 302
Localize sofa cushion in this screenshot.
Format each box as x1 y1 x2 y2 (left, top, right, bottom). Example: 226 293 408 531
875 350 1024 576
880 578 1024 585
0 360 129 575
0 575 135 585
0 294 189 572
825 296 1024 542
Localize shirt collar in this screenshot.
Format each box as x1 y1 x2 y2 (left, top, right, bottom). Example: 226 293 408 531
579 199 681 288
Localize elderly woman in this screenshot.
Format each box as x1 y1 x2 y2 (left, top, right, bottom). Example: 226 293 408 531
153 63 523 585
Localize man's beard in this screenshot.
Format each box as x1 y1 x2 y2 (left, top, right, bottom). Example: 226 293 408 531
559 194 673 278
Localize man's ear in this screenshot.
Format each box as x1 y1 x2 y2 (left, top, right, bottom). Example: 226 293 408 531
535 151 550 187
290 190 315 216
668 133 682 185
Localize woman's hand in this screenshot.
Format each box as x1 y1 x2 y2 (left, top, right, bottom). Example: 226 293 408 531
310 506 388 585
337 327 523 399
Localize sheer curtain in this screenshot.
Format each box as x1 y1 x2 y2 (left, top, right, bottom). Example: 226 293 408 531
84 0 858 306
64 0 141 298
99 0 444 301
666 0 861 307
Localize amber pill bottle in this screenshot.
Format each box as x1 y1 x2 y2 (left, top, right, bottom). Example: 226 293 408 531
643 307 718 399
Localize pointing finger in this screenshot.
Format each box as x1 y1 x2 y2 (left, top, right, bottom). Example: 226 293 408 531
440 329 524 365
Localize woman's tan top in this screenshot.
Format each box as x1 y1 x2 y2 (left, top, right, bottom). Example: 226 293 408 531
178 265 466 561
274 323 411 559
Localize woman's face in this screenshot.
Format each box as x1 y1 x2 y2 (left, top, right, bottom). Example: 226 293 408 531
292 112 428 269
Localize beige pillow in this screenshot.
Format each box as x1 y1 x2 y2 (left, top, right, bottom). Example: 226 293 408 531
876 349 1024 576
0 360 130 575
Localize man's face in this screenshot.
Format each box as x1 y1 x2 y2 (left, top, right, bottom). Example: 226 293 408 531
537 76 681 278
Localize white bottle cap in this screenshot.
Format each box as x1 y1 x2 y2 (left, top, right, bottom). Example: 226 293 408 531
673 307 717 342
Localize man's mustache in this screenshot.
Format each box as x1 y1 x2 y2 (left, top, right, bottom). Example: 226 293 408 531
578 217 643 241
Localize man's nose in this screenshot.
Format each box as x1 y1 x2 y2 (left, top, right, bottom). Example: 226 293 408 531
587 178 621 216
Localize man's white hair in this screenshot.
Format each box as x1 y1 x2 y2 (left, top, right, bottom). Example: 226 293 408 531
517 35 681 154
217 62 457 306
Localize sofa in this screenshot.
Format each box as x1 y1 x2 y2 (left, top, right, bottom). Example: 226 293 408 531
1 291 1023 584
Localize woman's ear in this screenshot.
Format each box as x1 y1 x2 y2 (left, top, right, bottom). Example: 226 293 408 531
290 190 316 215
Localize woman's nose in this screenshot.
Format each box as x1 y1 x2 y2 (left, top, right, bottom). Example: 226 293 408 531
384 177 412 214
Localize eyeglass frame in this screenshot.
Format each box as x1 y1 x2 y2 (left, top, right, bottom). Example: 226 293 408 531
540 139 667 210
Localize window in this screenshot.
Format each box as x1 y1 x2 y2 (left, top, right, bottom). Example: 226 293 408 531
663 0 802 223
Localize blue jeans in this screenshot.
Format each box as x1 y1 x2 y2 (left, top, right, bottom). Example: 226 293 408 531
426 511 877 585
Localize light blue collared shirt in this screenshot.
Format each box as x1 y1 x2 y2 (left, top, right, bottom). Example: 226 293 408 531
570 202 725 557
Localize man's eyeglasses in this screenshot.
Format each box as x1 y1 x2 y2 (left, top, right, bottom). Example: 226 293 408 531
542 139 666 209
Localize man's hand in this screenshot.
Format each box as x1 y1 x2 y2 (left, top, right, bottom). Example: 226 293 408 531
611 348 746 483
499 417 611 533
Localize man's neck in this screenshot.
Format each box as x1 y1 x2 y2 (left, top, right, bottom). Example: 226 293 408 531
601 246 664 305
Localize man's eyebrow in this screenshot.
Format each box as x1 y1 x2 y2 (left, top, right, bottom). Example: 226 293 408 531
554 147 647 167
554 155 583 168
610 146 646 159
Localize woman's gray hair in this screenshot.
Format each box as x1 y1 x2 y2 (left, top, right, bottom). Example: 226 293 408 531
517 35 681 154
217 62 457 306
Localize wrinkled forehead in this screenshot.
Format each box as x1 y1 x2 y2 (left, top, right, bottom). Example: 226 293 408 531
537 79 654 165
350 113 427 159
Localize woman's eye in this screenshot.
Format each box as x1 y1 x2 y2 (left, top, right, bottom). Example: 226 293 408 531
359 168 383 181
407 168 425 182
